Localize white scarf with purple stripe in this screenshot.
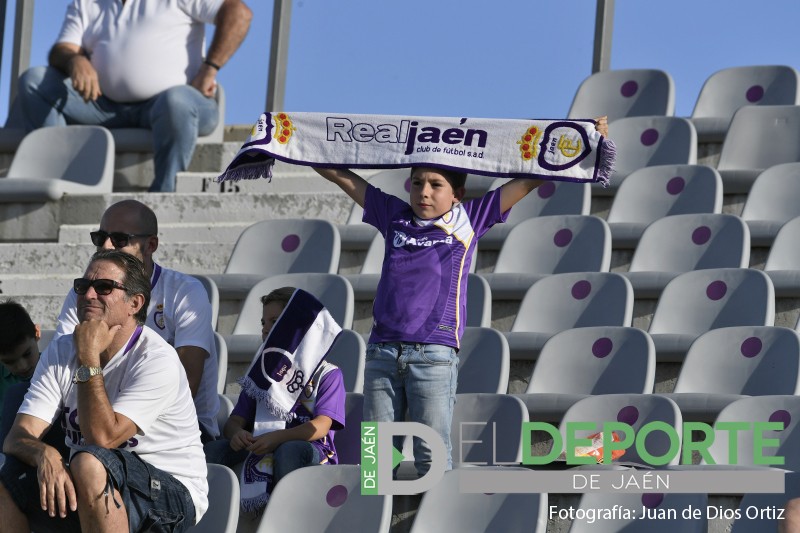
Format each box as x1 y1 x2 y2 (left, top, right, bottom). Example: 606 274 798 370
238 289 342 512
216 112 616 186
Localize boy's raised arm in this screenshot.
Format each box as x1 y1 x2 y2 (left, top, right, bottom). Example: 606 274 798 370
313 167 369 208
499 178 544 214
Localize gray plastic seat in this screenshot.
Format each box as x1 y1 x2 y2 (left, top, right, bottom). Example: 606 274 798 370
223 273 354 363
324 329 365 394
479 179 591 250
741 163 800 246
457 327 510 394
717 105 800 194
515 327 655 423
215 393 234 436
480 215 611 300
568 68 675 122
622 213 750 298
691 65 800 143
704 395 800 471
765 215 800 297
255 464 391 533
188 463 239 533
660 326 800 422
596 115 696 196
191 274 220 330
504 272 634 361
0 125 114 201
558 394 683 468
648 268 775 363
731 472 800 532
466 273 492 328
607 164 723 249
213 332 227 395
334 392 363 466
206 218 340 300
410 467 547 533
569 492 708 533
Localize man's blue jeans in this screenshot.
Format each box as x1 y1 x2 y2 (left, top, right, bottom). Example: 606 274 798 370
364 342 458 476
12 66 219 192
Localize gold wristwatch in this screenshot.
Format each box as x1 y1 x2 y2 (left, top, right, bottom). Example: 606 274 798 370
73 365 102 383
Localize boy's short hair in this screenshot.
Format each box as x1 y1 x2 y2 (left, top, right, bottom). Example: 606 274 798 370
260 287 296 309
411 166 467 191
0 300 37 353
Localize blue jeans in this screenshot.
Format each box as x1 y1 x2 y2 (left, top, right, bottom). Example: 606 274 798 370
12 66 219 192
364 342 458 475
204 438 321 484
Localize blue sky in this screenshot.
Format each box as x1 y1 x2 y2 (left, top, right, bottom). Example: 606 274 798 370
1 0 798 126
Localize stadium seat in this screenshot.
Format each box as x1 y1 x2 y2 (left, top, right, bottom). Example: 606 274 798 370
648 268 775 362
731 472 800 532
514 327 655 423
764 215 800 297
704 395 800 471
192 274 220 330
717 105 800 194
569 492 708 533
558 394 683 467
607 164 722 249
223 273 354 362
479 179 591 250
479 215 611 300
214 332 228 395
337 169 408 251
457 327 510 394
690 65 800 143
206 218 340 300
410 467 548 533
504 272 634 360
0 125 114 201
597 116 697 195
188 463 239 533
466 273 492 328
622 213 750 298
741 162 800 246
216 393 234 436
568 68 675 122
325 329 366 394
334 392 363 466
255 464 392 533
660 326 800 422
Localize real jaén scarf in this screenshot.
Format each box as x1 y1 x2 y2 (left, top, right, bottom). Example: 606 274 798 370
217 112 616 185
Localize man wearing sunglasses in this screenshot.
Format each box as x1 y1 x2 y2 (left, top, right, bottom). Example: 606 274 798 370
54 199 220 445
0 250 207 532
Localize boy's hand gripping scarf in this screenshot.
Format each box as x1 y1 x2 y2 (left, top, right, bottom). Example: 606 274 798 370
217 112 616 185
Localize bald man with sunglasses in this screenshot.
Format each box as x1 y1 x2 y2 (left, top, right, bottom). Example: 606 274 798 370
54 200 220 444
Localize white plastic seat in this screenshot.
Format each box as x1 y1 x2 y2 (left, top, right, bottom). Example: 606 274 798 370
457 327 510 394
717 105 800 194
741 163 800 246
515 327 655 423
568 68 675 122
0 125 114 201
691 65 800 143
192 274 220 330
765 215 800 297
731 472 800 532
334 392 363 466
479 215 611 300
213 332 227 395
215 393 234 436
648 268 775 362
622 213 750 298
324 329 365 394
607 164 722 249
504 272 634 361
187 463 239 533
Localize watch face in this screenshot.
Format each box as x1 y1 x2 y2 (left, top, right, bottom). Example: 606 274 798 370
77 366 90 382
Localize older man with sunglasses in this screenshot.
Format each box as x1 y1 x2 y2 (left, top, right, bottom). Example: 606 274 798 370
0 250 207 532
53 199 220 444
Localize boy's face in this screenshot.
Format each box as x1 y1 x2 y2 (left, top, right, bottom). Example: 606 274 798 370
261 302 285 341
409 169 465 219
0 336 39 380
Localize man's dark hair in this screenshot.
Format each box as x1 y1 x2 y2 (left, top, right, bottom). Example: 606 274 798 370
0 300 37 353
90 250 151 324
260 287 296 309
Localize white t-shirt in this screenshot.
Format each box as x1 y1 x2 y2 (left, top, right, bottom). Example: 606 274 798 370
22 326 209 522
56 264 220 438
56 0 224 102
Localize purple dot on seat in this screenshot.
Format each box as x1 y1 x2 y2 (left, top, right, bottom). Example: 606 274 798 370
692 226 712 245
620 80 639 97
642 493 664 508
640 129 659 146
281 234 300 252
571 280 592 300
769 410 791 430
666 177 685 195
706 280 727 301
746 85 765 103
740 337 763 358
553 229 573 247
592 337 613 358
617 405 640 426
404 178 412 193
537 181 556 199
326 485 348 507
